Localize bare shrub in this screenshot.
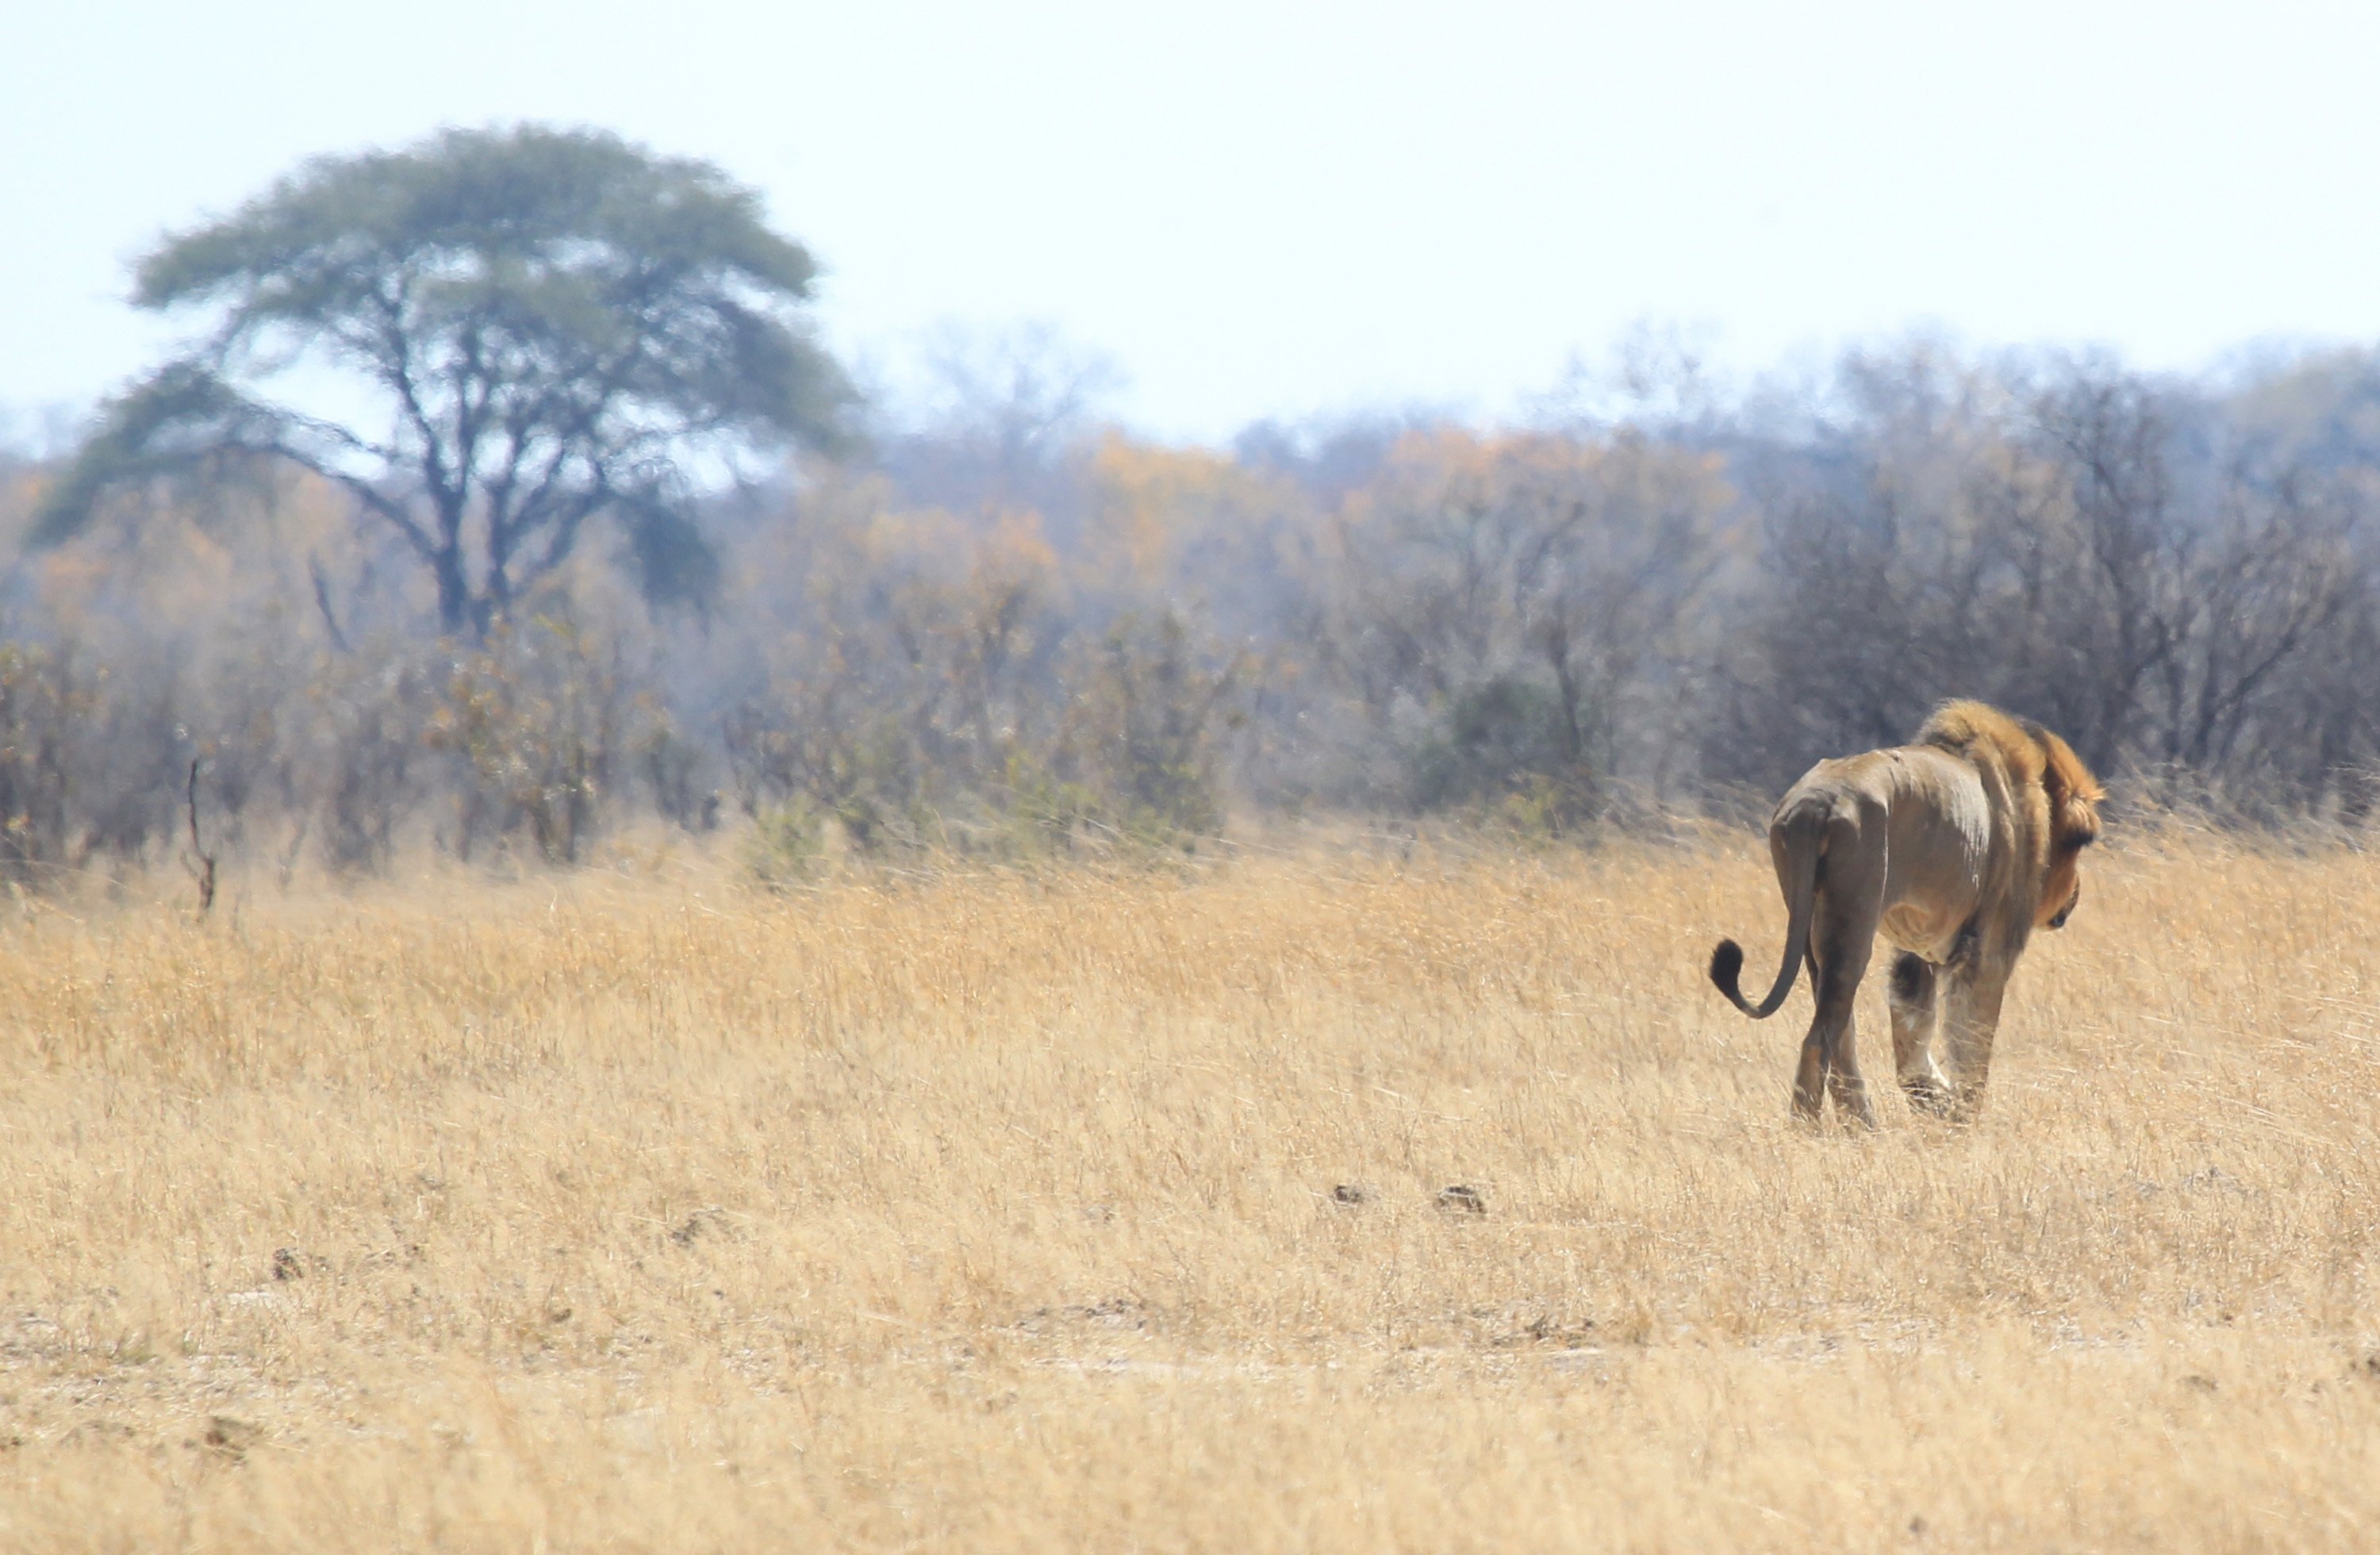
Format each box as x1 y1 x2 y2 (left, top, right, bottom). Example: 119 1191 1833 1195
428 617 636 865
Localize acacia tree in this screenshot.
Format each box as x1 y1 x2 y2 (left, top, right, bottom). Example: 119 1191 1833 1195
36 124 850 635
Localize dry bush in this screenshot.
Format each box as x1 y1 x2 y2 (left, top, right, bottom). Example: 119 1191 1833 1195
0 639 188 888
427 616 644 866
1 833 2377 1549
0 644 83 887
1324 428 1725 822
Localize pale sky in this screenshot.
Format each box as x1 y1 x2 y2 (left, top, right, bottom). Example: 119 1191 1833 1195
5 0 2378 445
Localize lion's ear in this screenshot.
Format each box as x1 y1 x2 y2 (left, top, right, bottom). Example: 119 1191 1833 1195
2033 728 2104 836
2032 731 2067 801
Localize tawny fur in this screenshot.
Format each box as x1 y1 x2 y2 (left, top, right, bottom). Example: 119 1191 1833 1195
1710 700 2103 1127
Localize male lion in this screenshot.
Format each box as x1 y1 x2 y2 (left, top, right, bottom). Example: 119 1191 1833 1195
1708 701 2103 1127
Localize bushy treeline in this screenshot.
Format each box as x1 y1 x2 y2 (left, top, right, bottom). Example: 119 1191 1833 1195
3 339 2378 887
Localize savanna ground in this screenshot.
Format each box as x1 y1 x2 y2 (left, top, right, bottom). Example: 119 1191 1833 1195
2 826 2377 1552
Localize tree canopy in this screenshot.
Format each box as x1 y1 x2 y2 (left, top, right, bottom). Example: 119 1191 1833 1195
36 124 852 633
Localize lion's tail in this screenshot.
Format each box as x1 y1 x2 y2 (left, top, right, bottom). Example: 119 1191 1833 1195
1709 806 1825 1019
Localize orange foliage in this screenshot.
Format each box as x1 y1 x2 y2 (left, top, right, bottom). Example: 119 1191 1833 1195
1081 435 1314 596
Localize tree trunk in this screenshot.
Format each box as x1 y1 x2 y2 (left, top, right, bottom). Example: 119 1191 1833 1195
433 543 474 638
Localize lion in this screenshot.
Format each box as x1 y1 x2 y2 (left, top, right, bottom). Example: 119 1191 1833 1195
1708 701 2103 1127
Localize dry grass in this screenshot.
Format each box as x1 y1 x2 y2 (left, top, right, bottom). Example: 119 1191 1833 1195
2 829 2378 1551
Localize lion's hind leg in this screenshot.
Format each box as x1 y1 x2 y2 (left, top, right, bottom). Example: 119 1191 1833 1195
1796 868 1882 1131
1887 952 1954 1115
1791 945 1829 1123
1820 1001 1879 1130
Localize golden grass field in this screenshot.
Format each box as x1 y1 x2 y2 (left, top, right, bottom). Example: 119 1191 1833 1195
2 827 2378 1551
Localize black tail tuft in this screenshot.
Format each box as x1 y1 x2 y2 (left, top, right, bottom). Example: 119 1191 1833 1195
1710 939 1745 1000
